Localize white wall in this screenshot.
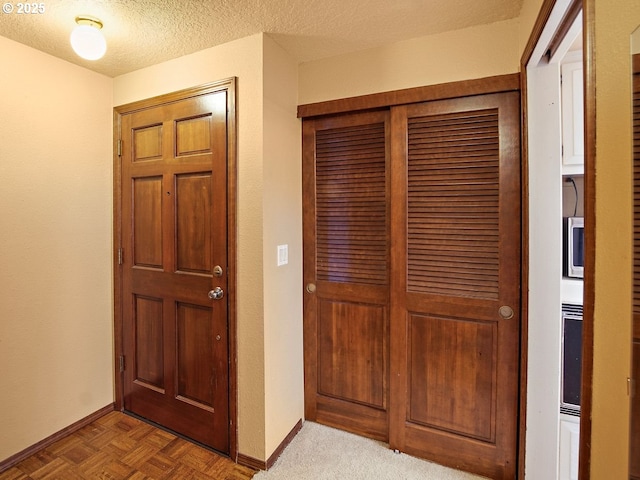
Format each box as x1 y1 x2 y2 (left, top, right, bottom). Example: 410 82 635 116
519 0 545 57
0 36 114 461
298 18 520 105
262 34 304 457
525 60 564 479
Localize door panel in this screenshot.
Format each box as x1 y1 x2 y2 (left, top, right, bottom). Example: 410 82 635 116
408 313 496 442
318 299 386 408
133 176 163 268
176 173 212 273
176 302 217 411
389 92 520 479
303 111 390 441
120 90 230 453
134 295 164 391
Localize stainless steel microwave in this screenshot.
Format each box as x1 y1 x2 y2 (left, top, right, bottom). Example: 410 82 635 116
563 216 584 279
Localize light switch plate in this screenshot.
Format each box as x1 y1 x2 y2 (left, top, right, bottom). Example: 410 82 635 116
277 244 288 266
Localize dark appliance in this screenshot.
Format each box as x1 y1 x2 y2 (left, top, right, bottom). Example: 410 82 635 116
561 303 583 416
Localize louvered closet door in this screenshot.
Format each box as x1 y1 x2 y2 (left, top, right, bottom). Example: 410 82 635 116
630 65 640 480
389 92 521 479
303 111 390 441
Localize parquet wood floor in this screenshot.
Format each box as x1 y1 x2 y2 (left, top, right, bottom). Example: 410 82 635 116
0 411 256 480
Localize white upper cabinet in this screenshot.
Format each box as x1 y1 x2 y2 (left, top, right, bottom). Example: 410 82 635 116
561 51 584 175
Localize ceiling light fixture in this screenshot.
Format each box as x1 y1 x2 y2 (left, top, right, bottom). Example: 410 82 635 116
70 16 106 61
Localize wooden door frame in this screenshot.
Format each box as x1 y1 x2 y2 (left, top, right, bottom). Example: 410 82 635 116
519 1 593 478
112 78 238 459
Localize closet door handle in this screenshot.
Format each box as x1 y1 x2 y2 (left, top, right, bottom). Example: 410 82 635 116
306 283 316 294
499 305 514 319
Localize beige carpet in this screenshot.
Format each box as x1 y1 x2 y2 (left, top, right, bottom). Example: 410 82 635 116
254 422 488 480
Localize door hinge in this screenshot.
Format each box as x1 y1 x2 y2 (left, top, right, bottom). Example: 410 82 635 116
629 377 636 397
117 248 123 265
117 139 122 157
119 355 125 373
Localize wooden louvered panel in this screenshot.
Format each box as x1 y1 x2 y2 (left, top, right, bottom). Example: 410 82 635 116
316 123 388 285
407 109 500 299
632 68 640 480
631 59 640 480
634 73 640 317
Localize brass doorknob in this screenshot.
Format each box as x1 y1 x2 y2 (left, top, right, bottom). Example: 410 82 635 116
306 283 316 294
499 305 514 319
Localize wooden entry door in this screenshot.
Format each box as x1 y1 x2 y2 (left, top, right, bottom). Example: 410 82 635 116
116 82 234 454
389 92 521 479
303 89 520 479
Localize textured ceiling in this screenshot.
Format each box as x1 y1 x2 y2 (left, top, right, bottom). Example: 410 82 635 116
0 0 525 78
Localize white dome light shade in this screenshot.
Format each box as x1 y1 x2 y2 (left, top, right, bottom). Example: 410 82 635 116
70 18 106 61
